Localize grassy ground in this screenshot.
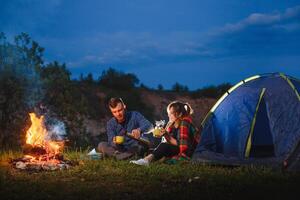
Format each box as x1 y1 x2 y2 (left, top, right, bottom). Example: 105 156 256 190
1 150 300 200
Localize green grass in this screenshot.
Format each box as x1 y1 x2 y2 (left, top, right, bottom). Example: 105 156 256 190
1 150 300 200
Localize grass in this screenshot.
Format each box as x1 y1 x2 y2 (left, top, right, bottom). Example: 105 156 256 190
1 150 300 200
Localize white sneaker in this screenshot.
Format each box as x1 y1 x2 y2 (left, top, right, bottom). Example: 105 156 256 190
130 158 149 166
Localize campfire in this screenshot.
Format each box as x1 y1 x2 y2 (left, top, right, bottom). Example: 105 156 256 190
10 113 76 171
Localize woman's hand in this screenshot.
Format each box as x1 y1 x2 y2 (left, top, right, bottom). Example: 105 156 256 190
167 135 178 146
165 121 174 130
160 129 177 146
160 128 166 136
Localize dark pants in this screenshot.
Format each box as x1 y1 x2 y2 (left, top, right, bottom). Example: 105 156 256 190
147 134 162 149
152 143 179 161
98 142 146 160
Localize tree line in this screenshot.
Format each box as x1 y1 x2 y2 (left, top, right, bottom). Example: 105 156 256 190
0 32 231 149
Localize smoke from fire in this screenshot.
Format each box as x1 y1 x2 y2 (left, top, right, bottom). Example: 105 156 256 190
0 42 44 108
46 118 67 141
1 38 66 142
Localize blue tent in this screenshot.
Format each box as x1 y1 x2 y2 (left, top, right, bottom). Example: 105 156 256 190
193 73 300 170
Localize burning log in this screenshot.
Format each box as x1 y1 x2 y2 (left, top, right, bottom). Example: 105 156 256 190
23 144 47 156
10 112 77 171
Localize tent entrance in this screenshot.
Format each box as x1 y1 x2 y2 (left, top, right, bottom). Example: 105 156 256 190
250 97 274 157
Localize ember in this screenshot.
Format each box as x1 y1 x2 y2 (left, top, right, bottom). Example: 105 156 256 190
11 112 76 171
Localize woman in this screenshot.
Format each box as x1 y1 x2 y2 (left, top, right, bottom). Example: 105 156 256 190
130 101 199 166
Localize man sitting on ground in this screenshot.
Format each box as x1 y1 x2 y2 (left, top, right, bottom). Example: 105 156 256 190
98 97 154 160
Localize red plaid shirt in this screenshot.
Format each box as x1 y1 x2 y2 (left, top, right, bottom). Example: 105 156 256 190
166 116 196 159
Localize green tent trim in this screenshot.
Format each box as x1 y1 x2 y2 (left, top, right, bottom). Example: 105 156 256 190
280 73 300 101
244 88 266 158
201 75 260 128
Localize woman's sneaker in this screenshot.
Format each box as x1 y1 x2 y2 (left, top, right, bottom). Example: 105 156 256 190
130 158 149 166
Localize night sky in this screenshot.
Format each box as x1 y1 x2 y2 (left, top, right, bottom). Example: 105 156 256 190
1 0 300 90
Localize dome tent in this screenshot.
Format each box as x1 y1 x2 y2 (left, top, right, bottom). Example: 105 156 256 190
192 73 300 170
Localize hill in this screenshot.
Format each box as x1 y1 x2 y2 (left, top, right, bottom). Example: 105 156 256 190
83 88 216 146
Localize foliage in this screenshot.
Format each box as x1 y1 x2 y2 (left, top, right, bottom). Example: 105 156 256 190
40 61 91 147
157 84 164 91
0 75 29 147
171 82 189 92
140 83 150 90
80 73 95 85
14 32 44 69
0 33 91 148
98 67 139 90
192 83 232 98
0 32 44 148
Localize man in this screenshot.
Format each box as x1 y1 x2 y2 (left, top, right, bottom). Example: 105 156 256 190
98 97 154 160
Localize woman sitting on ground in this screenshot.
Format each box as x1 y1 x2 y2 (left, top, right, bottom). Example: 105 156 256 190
130 101 199 166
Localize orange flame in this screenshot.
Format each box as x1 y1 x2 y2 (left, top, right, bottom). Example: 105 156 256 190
26 113 64 155
26 113 47 147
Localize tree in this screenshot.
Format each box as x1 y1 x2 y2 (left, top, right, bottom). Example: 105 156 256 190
192 83 232 98
171 82 189 92
140 83 150 90
14 32 44 71
41 61 90 147
0 74 28 148
41 61 90 117
98 68 139 90
86 73 94 83
0 32 45 147
157 84 164 91
80 73 95 85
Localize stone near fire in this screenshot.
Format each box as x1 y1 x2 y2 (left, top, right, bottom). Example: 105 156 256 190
15 161 26 170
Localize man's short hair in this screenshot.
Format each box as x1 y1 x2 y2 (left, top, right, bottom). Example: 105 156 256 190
108 97 125 108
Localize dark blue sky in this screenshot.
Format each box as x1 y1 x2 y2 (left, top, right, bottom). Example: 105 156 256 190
1 0 300 90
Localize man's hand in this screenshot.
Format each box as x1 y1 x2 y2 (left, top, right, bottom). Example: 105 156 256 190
131 128 141 139
112 136 117 144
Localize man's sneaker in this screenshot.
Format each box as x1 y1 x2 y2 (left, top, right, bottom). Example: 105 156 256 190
130 158 149 166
